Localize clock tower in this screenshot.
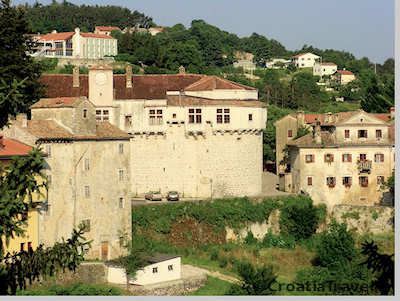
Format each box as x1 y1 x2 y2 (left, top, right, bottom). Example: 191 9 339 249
88 64 114 107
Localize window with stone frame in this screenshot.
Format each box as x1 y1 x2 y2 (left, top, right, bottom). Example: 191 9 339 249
168 265 173 271
376 129 382 139
344 129 350 139
305 154 315 163
84 158 90 171
359 176 369 187
359 153 367 161
119 143 124 154
288 130 293 138
326 177 336 188
188 108 202 124
125 115 132 127
342 153 352 162
96 109 109 121
149 109 163 125
118 169 124 181
248 114 253 121
324 153 334 163
83 109 88 119
119 197 124 209
216 108 230 124
358 129 368 138
84 186 90 198
343 176 352 187
152 267 158 273
374 153 384 163
307 176 313 186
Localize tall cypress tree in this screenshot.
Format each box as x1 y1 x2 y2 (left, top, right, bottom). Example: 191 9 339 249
0 0 43 128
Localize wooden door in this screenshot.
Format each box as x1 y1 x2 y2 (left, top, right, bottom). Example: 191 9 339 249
101 241 109 261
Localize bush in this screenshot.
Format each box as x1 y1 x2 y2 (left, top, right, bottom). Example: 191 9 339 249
316 221 356 268
279 196 320 241
218 257 228 268
209 248 219 261
262 232 296 249
18 283 123 296
244 231 258 245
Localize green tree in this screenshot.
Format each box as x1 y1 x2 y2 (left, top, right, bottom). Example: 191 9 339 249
227 262 277 295
0 0 43 127
316 221 356 268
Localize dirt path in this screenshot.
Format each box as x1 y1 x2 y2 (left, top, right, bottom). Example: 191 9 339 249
182 264 240 284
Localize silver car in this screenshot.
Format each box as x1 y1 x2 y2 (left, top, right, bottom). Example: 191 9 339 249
144 191 162 201
166 191 179 201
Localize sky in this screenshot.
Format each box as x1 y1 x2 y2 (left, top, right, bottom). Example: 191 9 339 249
15 0 394 63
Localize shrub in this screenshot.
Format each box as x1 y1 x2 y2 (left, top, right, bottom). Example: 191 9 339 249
226 262 277 295
371 211 379 221
218 257 228 268
279 196 320 241
209 248 219 261
18 283 123 296
262 232 296 249
244 231 258 245
341 211 360 220
316 221 356 268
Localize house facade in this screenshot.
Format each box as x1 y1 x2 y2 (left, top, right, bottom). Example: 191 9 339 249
2 98 132 260
94 26 121 36
275 110 394 209
32 28 118 59
0 136 43 254
292 52 321 68
333 69 356 85
265 58 291 69
313 62 338 77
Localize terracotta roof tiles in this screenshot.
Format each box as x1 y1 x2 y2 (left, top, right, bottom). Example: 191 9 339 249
0 137 32 158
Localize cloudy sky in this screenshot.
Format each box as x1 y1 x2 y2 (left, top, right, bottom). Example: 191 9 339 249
15 0 394 63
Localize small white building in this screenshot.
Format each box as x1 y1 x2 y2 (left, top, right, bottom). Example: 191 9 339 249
313 62 338 77
292 52 321 68
333 69 356 85
130 255 181 286
233 59 256 72
265 58 291 69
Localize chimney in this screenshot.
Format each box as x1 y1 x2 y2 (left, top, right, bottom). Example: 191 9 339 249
126 65 132 88
73 66 80 88
0 135 4 148
51 30 57 34
296 110 305 127
16 114 28 128
325 112 333 123
390 107 395 119
313 121 322 144
178 65 186 75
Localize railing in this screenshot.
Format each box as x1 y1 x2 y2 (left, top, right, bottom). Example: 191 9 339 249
357 160 372 174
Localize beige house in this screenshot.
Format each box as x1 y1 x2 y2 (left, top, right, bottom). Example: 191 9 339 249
275 110 394 209
292 52 321 68
2 97 132 260
94 26 121 36
32 28 118 59
38 65 267 199
313 62 338 77
333 69 356 85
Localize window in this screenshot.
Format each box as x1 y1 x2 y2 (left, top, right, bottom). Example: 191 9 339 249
248 114 253 121
326 177 336 188
358 130 368 138
324 153 334 163
359 176 369 187
359 154 367 161
124 115 132 127
168 265 173 271
189 108 202 124
149 109 163 125
307 177 313 186
84 186 90 198
374 153 384 163
377 176 385 186
84 158 90 171
288 130 293 138
96 110 109 121
119 197 124 209
82 219 91 232
27 242 32 251
305 154 314 163
344 130 350 139
342 154 352 162
172 113 177 119
118 169 124 181
376 129 382 139
46 145 51 157
152 267 158 273
119 143 124 154
343 176 352 187
216 108 230 124
20 243 25 252
83 109 88 119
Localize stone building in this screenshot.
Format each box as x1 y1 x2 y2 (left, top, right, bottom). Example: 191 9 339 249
333 69 356 85
275 109 395 208
39 65 267 198
313 62 338 77
2 97 131 260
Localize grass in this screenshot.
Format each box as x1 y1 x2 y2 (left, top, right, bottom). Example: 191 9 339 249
189 276 231 296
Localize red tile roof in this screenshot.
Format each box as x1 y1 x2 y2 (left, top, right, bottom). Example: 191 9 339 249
321 62 337 66
38 32 74 41
80 32 114 39
336 70 354 75
95 26 121 31
167 95 265 107
0 136 32 158
31 97 84 109
40 74 255 100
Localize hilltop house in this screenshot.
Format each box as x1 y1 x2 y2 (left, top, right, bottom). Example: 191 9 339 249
31 27 118 60
275 109 394 209
313 62 338 77
333 69 356 85
94 26 121 36
292 52 321 68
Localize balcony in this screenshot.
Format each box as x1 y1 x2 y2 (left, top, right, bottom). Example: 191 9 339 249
357 160 372 174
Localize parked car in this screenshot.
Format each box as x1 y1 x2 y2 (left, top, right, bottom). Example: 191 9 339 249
166 191 179 201
144 191 162 201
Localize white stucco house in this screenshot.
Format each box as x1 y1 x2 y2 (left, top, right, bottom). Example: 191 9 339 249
313 62 338 77
292 52 321 68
